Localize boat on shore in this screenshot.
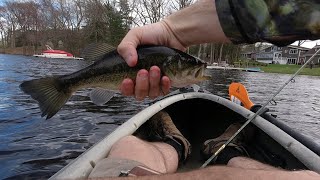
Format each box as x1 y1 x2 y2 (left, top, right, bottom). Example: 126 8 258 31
206 65 244 70
243 67 263 72
33 45 83 60
49 85 320 179
207 66 263 72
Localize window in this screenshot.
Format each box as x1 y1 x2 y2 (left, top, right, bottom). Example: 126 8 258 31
289 49 298 54
278 47 282 50
288 58 297 61
272 46 277 51
287 58 297 64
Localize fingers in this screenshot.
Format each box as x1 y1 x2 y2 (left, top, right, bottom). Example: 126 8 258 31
135 70 149 101
149 66 161 99
120 67 171 100
161 76 171 95
120 78 134 96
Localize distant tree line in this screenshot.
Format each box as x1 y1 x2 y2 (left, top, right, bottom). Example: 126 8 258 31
0 0 132 55
0 0 252 64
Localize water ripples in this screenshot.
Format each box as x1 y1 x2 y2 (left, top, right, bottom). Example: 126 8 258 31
0 55 319 179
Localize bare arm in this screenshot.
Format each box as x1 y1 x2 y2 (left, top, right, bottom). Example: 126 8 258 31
118 0 320 100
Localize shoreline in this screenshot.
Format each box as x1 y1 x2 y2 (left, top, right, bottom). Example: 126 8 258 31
260 64 320 77
207 64 320 76
2 50 319 76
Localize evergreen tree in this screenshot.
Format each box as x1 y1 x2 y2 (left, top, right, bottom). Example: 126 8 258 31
105 1 127 46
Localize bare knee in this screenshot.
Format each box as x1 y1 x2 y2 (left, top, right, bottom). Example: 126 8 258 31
109 135 143 156
114 135 140 146
108 135 177 173
111 135 140 148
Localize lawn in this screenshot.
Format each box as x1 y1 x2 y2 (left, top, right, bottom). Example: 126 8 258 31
260 64 320 76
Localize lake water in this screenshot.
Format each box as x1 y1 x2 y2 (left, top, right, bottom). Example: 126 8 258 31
0 54 319 179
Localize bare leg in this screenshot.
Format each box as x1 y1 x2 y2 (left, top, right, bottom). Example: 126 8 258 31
108 135 178 173
227 156 320 178
227 156 280 170
93 138 320 180
93 165 320 180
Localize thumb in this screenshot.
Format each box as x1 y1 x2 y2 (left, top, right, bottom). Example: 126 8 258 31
117 29 142 67
117 42 138 67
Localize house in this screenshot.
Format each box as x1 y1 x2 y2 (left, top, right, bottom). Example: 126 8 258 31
240 51 255 60
254 45 310 64
240 44 271 61
300 45 320 65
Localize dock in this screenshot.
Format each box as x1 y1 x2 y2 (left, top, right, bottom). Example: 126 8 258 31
206 65 244 71
206 66 262 72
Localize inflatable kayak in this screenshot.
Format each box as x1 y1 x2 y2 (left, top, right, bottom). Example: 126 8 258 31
50 84 320 179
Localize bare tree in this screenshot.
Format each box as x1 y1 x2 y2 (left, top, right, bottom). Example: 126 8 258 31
297 40 306 47
73 0 85 30
210 43 215 64
170 0 194 11
1 1 20 48
132 0 169 25
218 43 224 64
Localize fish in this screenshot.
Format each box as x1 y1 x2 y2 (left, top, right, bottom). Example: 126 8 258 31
20 44 210 119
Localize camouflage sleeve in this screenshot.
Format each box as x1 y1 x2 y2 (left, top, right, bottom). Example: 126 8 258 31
215 0 320 46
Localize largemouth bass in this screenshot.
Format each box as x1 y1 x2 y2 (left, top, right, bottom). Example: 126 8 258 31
20 45 209 119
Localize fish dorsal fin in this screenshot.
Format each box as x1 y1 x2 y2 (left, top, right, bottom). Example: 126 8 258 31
81 43 116 61
89 88 115 105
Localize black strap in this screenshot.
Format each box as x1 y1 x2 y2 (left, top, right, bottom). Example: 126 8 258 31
164 136 183 161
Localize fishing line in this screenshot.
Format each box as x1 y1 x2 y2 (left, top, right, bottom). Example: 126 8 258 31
201 48 320 168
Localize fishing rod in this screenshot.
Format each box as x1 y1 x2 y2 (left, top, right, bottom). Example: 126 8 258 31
201 48 320 168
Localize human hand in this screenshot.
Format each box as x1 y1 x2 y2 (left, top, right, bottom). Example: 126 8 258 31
118 0 230 100
120 67 171 101
117 22 185 100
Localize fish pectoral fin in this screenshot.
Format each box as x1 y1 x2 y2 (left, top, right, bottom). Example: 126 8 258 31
90 88 115 106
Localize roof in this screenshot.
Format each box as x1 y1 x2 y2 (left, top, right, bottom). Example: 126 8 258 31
287 45 310 50
300 45 320 57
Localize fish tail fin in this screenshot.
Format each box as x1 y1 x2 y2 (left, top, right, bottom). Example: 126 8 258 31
20 77 71 119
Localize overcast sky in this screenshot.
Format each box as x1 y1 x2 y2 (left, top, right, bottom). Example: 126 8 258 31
292 40 320 48
0 0 318 49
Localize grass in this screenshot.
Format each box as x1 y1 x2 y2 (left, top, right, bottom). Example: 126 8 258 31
259 64 320 76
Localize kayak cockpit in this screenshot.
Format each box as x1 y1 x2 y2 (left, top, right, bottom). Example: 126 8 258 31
50 90 320 179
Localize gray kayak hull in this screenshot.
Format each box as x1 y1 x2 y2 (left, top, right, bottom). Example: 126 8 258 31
50 92 320 179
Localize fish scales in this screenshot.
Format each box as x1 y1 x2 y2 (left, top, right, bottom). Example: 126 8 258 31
20 45 209 119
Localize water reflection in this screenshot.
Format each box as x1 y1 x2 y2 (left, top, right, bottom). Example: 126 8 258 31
202 69 320 144
0 54 319 179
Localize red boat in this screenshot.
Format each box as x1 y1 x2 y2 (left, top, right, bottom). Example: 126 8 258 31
33 45 83 60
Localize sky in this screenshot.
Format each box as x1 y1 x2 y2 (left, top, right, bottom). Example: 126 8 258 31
0 0 318 49
292 40 320 48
